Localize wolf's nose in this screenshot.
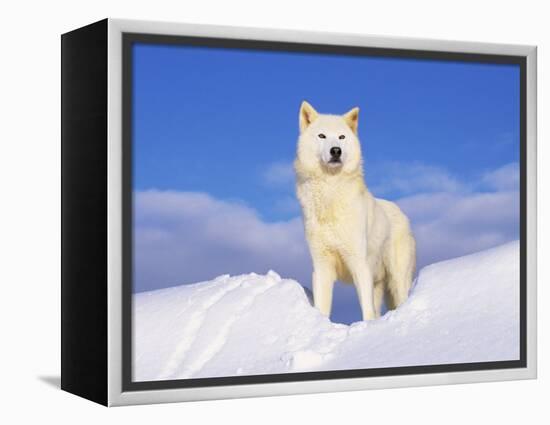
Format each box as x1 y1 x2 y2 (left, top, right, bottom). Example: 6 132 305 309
330 147 342 158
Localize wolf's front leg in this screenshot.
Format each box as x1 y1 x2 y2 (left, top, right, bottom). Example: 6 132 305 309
312 261 336 317
349 260 376 320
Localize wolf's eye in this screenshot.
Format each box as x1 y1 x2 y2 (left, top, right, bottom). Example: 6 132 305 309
318 133 326 139
339 135 346 140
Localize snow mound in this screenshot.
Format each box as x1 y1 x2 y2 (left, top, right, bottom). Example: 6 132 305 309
134 241 520 381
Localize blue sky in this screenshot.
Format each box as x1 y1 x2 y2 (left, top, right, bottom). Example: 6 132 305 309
132 42 520 324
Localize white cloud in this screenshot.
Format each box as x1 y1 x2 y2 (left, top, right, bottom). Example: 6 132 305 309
367 161 465 196
134 190 310 292
481 162 519 191
397 190 519 268
262 161 295 186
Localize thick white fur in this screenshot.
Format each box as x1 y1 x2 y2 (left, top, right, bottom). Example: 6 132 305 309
294 101 416 321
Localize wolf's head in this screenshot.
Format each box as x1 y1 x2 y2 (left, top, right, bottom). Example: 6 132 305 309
295 101 362 177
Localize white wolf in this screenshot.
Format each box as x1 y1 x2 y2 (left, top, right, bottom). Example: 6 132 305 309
294 101 416 321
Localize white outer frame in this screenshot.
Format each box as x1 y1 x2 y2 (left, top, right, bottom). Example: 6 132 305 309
106 18 537 406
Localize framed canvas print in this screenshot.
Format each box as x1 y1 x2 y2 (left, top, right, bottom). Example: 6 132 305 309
61 18 537 406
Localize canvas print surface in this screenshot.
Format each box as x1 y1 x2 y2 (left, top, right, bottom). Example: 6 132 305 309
130 41 521 383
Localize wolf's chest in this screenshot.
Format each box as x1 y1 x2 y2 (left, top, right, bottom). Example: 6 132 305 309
302 194 363 245
311 198 352 225
297 177 366 243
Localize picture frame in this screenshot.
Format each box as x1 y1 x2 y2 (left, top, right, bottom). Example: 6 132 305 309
61 18 537 406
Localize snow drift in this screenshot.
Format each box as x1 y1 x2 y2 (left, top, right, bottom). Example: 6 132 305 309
133 241 520 381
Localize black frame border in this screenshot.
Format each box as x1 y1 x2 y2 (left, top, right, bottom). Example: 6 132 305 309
61 19 109 405
122 32 528 392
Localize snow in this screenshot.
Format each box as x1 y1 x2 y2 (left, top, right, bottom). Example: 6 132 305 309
133 241 520 381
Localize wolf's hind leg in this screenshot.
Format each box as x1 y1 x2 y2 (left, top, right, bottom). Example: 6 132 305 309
386 278 409 310
385 232 416 310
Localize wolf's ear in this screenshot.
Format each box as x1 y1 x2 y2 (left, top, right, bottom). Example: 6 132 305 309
343 107 360 134
299 101 319 132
